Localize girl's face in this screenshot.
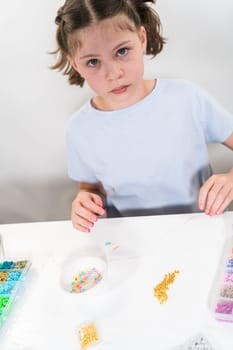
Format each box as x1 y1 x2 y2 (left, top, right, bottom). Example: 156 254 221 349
69 17 148 111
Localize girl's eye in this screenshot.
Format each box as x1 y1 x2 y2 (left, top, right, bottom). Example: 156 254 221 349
117 47 128 57
87 58 99 67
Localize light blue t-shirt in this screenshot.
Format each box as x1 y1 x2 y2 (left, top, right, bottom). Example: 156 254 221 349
66 79 233 216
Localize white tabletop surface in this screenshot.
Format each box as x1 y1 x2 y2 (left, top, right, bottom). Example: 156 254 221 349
1 212 233 349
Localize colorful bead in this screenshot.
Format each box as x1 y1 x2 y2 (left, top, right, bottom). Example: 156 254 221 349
224 273 233 283
0 296 10 309
0 272 9 282
14 260 28 269
215 301 233 314
104 241 119 251
0 261 15 269
0 281 15 295
7 271 21 281
220 285 233 299
227 259 233 268
70 267 103 294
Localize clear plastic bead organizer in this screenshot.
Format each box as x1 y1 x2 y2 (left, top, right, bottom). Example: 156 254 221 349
211 234 233 323
0 234 31 329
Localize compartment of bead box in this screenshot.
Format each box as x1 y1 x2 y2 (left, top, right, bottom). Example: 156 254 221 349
0 259 31 328
214 280 233 322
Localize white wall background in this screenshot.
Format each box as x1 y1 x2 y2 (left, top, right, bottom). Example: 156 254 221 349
0 0 232 223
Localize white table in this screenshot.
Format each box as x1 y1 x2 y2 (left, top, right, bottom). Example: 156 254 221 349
0 212 233 349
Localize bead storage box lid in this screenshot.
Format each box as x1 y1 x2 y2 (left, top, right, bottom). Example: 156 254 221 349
0 259 31 329
60 253 107 297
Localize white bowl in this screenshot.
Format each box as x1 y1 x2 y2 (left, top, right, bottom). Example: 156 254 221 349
60 255 107 296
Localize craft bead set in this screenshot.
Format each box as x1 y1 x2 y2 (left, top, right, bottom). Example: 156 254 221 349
66 240 219 349
1 226 233 349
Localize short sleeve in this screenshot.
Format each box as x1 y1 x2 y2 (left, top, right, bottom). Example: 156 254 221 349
66 132 98 183
196 86 233 143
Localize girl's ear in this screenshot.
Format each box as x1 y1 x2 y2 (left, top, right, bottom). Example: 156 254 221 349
139 26 147 52
68 56 79 72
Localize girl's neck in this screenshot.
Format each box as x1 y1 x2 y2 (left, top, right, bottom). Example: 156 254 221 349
92 79 156 112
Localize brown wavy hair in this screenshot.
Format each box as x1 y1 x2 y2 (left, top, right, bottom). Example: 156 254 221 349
50 0 166 86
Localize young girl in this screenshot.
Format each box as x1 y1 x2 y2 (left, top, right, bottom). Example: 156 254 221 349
51 0 233 232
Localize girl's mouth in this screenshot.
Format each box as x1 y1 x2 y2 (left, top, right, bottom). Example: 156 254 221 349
111 85 129 94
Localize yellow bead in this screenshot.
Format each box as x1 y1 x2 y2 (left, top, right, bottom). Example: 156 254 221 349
78 323 99 349
154 270 180 304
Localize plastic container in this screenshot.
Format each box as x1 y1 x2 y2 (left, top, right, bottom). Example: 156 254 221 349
211 235 233 322
0 259 31 328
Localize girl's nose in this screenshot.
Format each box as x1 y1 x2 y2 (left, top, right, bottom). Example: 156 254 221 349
105 62 123 81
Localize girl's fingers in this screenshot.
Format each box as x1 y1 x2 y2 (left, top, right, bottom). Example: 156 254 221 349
203 182 224 214
199 173 233 215
71 192 106 232
85 194 106 216
74 204 98 224
71 206 95 232
210 188 233 215
72 221 91 233
198 176 215 211
76 193 105 217
71 204 96 231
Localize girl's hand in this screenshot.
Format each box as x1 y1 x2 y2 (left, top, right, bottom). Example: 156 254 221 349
198 169 233 215
71 191 106 232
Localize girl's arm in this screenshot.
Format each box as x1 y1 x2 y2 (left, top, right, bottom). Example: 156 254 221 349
223 132 233 150
199 131 233 215
79 182 107 207
71 182 106 232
